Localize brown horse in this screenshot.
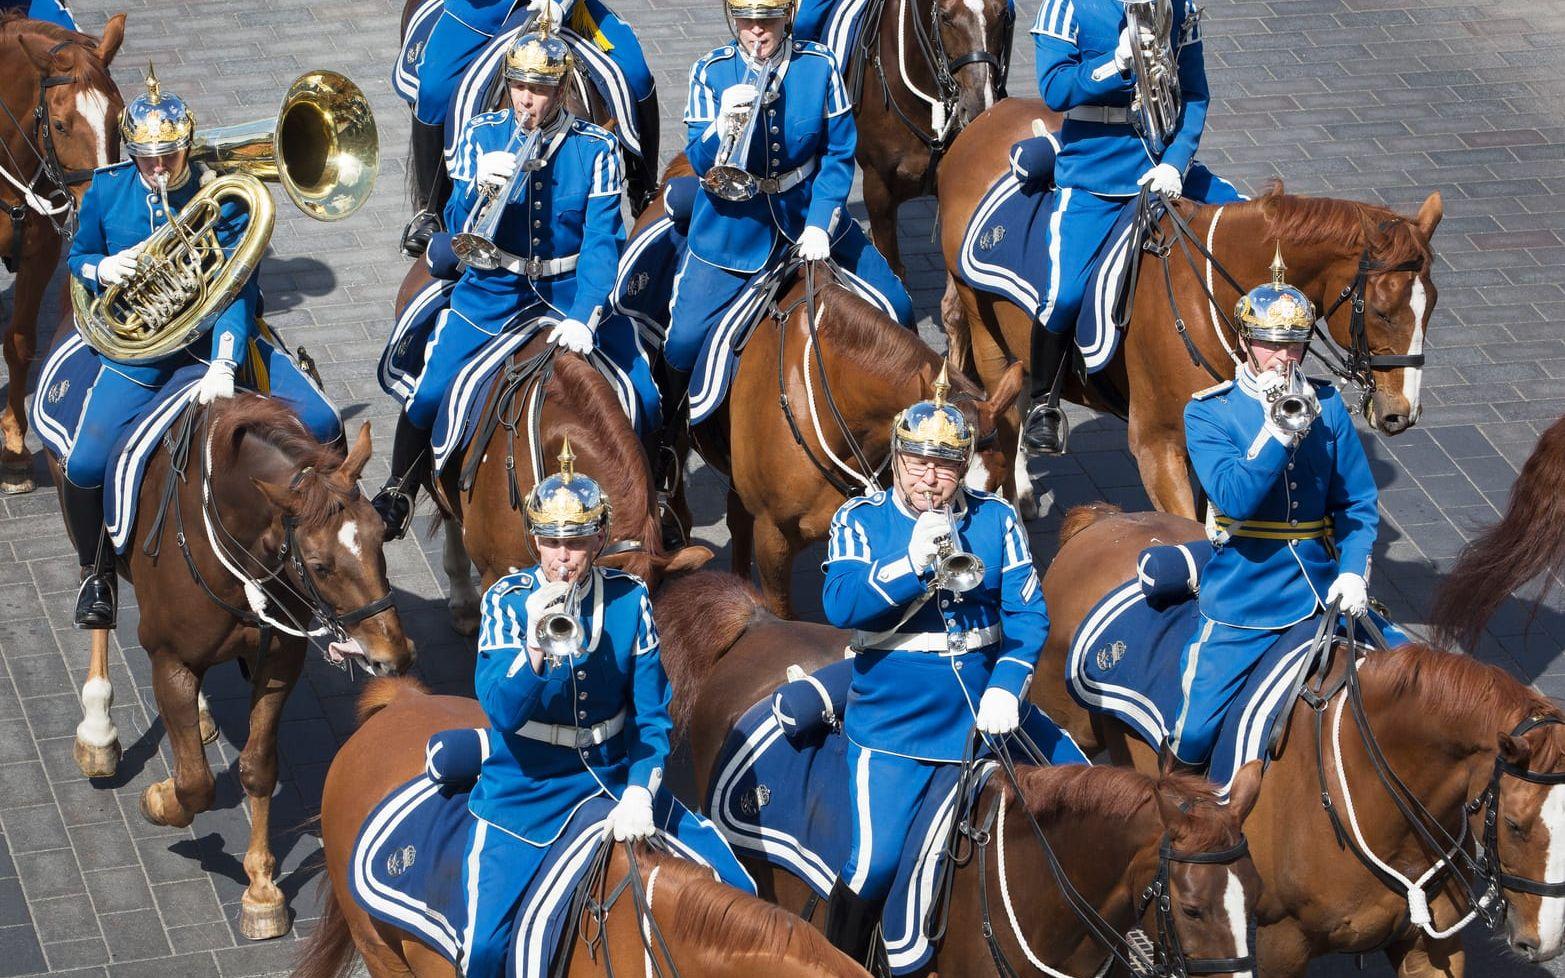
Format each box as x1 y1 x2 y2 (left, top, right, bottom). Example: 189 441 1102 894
0 11 124 492
1035 504 1565 976
937 99 1444 519
1431 412 1565 652
657 571 1264 978
393 263 713 636
841 0 1011 277
295 676 873 978
54 395 413 940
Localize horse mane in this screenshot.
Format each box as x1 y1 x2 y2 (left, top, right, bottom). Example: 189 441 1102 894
209 394 352 530
817 282 977 398
1010 764 1239 852
654 571 773 733
0 11 109 83
646 855 864 977
661 155 695 182
1256 184 1431 269
1431 414 1565 650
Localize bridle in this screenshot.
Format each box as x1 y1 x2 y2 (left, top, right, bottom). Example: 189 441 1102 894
0 37 102 242
1471 714 1565 911
1310 232 1427 413
1139 835 1256 977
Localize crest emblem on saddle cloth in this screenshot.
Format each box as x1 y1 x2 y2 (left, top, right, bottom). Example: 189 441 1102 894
1095 640 1127 672
46 379 70 404
625 271 650 298
738 785 771 818
406 42 424 65
386 844 417 877
978 225 1007 252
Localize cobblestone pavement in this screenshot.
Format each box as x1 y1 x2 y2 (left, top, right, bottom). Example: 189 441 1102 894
0 0 1563 974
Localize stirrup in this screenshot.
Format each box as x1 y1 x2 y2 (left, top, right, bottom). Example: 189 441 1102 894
74 571 117 630
373 486 416 541
1021 402 1069 455
400 210 441 259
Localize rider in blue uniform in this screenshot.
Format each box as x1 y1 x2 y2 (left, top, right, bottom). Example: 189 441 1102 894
1168 250 1379 772
374 27 626 539
466 441 752 977
1022 0 1241 454
819 366 1087 963
664 0 913 446
0 0 77 30
791 0 1015 91
62 70 340 629
404 0 659 254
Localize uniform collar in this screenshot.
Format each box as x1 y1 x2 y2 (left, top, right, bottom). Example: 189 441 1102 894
1235 365 1266 402
136 165 192 194
740 41 791 88
513 106 570 140
890 486 970 521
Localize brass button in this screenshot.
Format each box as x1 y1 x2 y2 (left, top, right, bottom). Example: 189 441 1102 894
578 710 588 719
1289 482 1297 490
531 237 540 246
770 126 779 134
576 670 587 680
771 142 780 151
533 219 541 228
1290 519 1299 526
578 691 588 701
1291 501 1299 509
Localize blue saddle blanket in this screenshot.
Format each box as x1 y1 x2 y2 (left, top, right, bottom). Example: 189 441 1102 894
392 0 443 104
34 334 204 553
706 659 1077 974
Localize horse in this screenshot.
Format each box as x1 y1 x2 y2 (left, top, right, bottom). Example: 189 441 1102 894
656 570 1264 978
1431 412 1565 652
0 10 124 493
392 263 714 636
51 394 414 940
837 0 1012 278
1033 504 1565 976
936 100 1444 520
295 675 875 978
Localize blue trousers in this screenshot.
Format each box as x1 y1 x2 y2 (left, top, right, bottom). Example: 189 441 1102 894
665 222 914 374
65 341 340 489
1169 615 1279 766
461 818 549 978
841 742 943 901
595 314 662 436
407 304 528 430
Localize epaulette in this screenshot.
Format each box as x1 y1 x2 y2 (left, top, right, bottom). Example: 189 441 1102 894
705 45 737 64
469 109 510 127
93 160 132 175
490 570 535 593
837 490 886 514
570 118 615 144
1191 380 1233 401
599 566 649 592
792 39 830 57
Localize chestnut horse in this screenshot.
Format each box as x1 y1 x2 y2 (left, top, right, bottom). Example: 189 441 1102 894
393 264 713 636
1035 504 1565 976
657 571 1264 978
53 395 413 940
841 0 1011 277
0 11 124 492
295 676 873 978
937 100 1444 519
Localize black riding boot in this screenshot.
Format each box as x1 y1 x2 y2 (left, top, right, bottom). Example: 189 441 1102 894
656 366 691 486
626 88 662 215
401 119 451 258
824 878 883 968
1022 328 1072 454
371 413 432 541
62 478 116 629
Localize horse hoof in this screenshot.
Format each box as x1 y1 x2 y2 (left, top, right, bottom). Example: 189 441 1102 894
73 738 120 779
199 706 218 745
449 603 479 637
0 474 34 495
138 780 190 828
238 896 290 941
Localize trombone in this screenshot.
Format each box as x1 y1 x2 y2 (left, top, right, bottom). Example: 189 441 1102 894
451 117 547 270
702 41 775 202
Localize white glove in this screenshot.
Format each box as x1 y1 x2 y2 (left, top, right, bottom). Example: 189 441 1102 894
797 226 831 262
524 580 573 650
476 151 517 190
606 785 656 842
1113 27 1136 73
527 0 568 29
1326 572 1369 617
907 510 952 572
717 83 758 129
195 360 236 404
96 244 142 286
1138 163 1183 199
547 318 594 355
976 688 1021 736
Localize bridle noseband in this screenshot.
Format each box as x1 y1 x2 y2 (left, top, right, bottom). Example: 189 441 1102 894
1471 714 1565 911
1139 835 1256 977
1312 229 1427 410
0 37 99 240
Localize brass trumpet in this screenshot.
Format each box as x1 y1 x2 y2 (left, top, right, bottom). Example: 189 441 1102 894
1267 366 1319 434
931 504 985 597
452 118 546 270
702 43 775 202
536 609 584 668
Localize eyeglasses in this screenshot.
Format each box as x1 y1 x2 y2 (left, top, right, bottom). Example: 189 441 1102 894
899 456 961 480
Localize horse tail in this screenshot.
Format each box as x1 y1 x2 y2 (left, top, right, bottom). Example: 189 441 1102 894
940 275 974 377
355 676 431 726
1059 502 1123 549
655 571 771 734
1431 415 1565 650
290 877 357 978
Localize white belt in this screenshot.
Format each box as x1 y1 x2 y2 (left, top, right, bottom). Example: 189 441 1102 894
853 623 1003 655
517 709 626 749
1065 105 1132 125
758 157 815 195
493 249 580 278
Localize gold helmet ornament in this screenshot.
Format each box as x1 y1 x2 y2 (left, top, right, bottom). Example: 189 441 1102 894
725 0 794 41
524 438 611 538
120 65 196 158
891 364 975 464
504 16 574 87
1233 245 1317 345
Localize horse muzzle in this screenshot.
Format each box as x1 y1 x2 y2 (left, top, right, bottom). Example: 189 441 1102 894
1367 389 1420 436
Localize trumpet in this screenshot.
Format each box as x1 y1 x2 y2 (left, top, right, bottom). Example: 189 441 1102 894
1124 0 1182 152
452 117 547 270
930 504 986 598
1266 365 1319 434
702 43 775 202
533 584 583 668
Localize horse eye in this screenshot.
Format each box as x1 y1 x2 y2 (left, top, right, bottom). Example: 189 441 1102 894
309 560 332 576
1506 816 1524 835
53 120 65 132
1181 905 1203 920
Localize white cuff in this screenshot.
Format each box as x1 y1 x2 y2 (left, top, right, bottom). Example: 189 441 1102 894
874 555 915 584
1089 56 1119 82
82 263 98 283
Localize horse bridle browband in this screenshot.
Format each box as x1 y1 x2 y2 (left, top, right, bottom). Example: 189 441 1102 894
1472 714 1565 903
0 37 96 247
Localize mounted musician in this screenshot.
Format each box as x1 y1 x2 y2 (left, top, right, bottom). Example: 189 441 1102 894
1167 255 1378 773
662 0 914 441
1021 0 1241 454
818 370 1086 962
0 0 76 30
402 0 659 252
463 445 752 977
59 70 340 629
373 27 631 540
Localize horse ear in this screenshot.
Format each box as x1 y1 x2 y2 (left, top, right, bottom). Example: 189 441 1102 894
250 476 298 515
661 544 715 575
1414 191 1443 240
979 360 1025 419
1227 760 1264 825
1154 783 1189 834
96 14 127 68
1500 732 1533 768
340 422 372 484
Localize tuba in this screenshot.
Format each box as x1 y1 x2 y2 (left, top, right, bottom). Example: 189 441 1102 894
1123 0 1182 151
702 44 776 202
451 119 547 270
72 70 379 364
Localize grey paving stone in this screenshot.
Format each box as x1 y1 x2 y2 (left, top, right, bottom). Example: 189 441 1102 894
0 924 47 978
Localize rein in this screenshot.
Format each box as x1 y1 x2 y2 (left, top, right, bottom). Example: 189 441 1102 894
571 841 684 978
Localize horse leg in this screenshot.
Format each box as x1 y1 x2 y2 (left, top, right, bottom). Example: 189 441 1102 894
198 690 218 745
862 165 905 280
235 638 307 940
1385 931 1464 977
727 488 755 580
443 518 480 637
0 234 55 494
752 515 796 619
1255 919 1315 978
1127 420 1197 518
73 629 121 778
140 650 215 828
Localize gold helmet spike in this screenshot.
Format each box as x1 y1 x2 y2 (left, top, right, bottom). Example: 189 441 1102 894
1270 243 1287 289
932 363 951 409
558 436 576 484
144 63 160 101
